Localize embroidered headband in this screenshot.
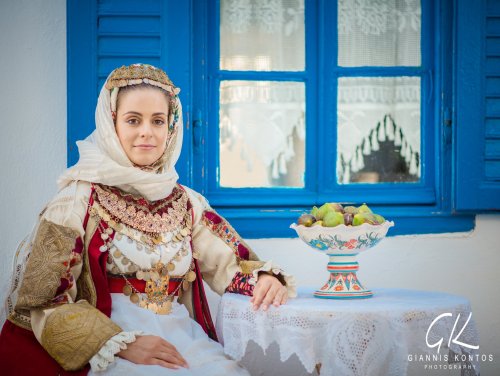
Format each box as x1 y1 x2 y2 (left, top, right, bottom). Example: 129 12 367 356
105 64 180 96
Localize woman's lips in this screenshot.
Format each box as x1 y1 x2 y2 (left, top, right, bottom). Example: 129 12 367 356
135 144 155 150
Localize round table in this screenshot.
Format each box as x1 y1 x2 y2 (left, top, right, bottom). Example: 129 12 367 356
216 287 480 376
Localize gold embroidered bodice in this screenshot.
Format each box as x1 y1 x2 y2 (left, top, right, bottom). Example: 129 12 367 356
89 184 196 313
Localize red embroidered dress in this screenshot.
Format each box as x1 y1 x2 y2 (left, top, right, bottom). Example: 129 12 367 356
0 182 291 375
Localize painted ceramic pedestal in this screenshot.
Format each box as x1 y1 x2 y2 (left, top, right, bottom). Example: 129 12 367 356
291 221 394 299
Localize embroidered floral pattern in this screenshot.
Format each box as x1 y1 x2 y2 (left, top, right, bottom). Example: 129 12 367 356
226 272 254 296
202 210 251 260
15 219 82 310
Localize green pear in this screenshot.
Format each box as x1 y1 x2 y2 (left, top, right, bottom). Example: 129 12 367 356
373 214 385 224
328 203 344 213
343 206 359 215
315 204 330 220
323 211 345 227
357 203 372 214
352 213 377 226
298 214 316 227
310 206 320 218
312 220 323 226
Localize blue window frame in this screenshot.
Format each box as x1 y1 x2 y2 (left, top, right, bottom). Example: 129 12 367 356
67 0 500 239
191 0 475 236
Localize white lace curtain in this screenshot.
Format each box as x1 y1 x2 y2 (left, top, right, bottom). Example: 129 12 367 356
219 0 421 187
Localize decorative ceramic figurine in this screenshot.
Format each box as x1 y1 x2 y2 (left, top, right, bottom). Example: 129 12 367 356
291 221 394 299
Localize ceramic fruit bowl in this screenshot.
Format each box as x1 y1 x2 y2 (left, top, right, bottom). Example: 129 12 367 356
290 221 394 299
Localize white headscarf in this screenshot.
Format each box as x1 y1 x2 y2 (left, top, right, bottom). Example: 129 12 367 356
58 68 183 201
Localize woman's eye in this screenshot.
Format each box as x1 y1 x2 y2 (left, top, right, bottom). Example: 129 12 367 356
154 119 165 126
127 118 139 125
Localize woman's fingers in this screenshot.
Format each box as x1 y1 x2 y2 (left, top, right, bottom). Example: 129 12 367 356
252 281 271 310
273 287 287 307
281 288 288 305
159 341 188 367
251 274 290 310
118 335 189 368
154 350 187 368
261 285 281 311
150 357 181 369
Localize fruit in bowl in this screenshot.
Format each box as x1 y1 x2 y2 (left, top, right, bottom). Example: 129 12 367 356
291 203 394 299
298 203 385 227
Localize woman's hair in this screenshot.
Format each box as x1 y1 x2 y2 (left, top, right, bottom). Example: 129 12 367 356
116 83 174 119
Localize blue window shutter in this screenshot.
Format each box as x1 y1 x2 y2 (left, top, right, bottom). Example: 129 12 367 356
67 0 192 185
456 0 500 210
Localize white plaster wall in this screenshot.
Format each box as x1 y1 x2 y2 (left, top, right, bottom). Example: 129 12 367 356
0 1 499 375
0 0 67 313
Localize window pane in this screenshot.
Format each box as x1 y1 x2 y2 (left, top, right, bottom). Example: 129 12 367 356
337 77 421 184
220 81 305 187
220 0 305 71
338 0 421 67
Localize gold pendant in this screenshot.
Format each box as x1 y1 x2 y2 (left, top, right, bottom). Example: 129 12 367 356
130 293 140 304
122 284 132 296
186 271 196 282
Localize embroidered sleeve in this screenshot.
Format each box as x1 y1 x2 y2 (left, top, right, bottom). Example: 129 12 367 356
190 200 297 297
15 219 83 311
13 218 122 371
41 301 122 371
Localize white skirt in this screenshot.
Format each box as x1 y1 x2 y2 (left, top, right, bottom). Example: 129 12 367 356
89 294 250 376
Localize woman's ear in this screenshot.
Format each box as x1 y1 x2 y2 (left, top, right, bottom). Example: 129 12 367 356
111 111 117 124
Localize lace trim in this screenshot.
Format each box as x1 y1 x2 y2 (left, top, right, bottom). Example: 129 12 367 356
89 330 143 372
250 260 297 298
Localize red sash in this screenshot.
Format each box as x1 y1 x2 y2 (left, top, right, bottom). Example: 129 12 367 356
107 276 181 295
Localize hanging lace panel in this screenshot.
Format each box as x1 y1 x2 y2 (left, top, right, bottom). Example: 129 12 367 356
338 0 421 67
337 77 421 184
219 81 305 188
220 0 305 71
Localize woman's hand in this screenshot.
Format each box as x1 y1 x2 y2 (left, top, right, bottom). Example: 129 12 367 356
118 335 188 369
250 273 288 311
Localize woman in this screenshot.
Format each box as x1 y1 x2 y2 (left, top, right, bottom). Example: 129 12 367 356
0 64 296 375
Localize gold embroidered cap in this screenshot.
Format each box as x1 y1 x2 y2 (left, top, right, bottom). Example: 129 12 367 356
105 64 180 95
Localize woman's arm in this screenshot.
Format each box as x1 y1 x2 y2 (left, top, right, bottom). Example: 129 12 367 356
185 187 297 308
13 182 122 371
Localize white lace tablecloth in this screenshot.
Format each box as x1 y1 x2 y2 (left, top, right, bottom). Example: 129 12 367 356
216 287 480 376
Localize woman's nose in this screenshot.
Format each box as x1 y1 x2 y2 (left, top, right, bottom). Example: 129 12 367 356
139 122 154 137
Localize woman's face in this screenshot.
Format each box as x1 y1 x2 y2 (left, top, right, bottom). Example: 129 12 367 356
115 87 170 166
